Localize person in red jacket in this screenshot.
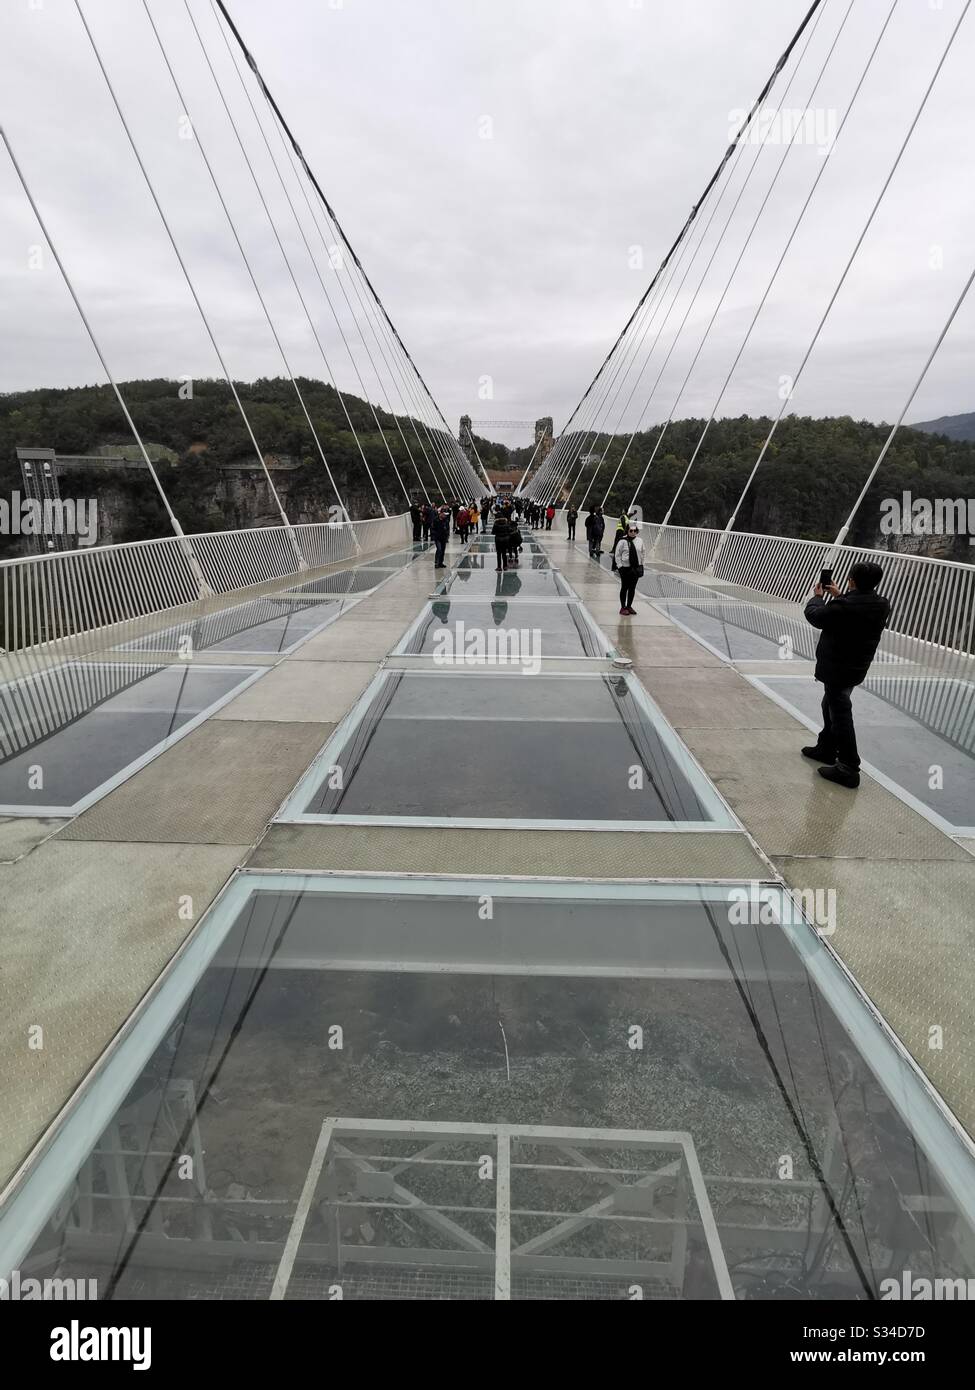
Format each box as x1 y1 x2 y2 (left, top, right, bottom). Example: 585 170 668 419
545 504 556 530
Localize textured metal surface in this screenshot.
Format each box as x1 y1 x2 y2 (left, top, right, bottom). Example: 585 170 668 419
0 839 245 1187
61 720 333 845
213 660 379 724
247 822 768 880
635 667 802 730
292 620 415 662
774 854 975 1136
0 816 66 863
680 727 970 862
612 628 725 667
582 602 675 628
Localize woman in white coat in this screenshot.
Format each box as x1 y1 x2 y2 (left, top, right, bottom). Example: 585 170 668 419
614 522 645 615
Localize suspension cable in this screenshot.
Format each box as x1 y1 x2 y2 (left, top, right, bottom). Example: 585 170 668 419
213 0 464 498
710 0 971 556
548 0 826 453
607 0 834 517
645 0 898 530
0 125 210 593
139 0 384 521
833 262 975 551
184 0 413 510
73 0 303 556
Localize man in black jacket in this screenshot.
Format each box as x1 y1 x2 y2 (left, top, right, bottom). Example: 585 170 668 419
410 501 423 542
802 560 890 789
431 506 451 569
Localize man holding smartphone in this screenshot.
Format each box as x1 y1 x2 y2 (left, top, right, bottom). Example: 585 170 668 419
801 561 890 789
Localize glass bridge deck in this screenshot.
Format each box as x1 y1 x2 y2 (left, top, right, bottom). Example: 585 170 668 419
7 876 975 1302
2 530 973 1305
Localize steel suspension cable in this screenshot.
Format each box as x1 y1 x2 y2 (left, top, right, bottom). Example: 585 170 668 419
228 38 434 504
605 0 835 515
213 0 465 499
73 0 305 559
641 0 898 528
140 0 386 520
833 262 975 550
709 0 972 559
548 0 826 459
184 0 414 510
0 124 209 592
545 1 829 512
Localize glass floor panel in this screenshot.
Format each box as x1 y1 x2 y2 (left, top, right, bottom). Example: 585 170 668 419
281 671 732 827
8 877 974 1301
0 661 261 814
753 675 975 833
468 538 544 552
456 554 553 571
445 568 570 598
120 595 343 655
283 570 395 597
658 599 904 666
358 548 427 568
395 598 611 658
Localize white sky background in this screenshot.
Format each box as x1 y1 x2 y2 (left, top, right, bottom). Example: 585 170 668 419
1 0 973 450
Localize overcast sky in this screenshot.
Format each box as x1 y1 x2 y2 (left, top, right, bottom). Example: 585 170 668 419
1 0 973 449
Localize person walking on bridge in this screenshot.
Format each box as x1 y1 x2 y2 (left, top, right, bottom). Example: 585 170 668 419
615 522 645 615
410 501 423 543
492 507 511 571
431 505 451 569
545 503 556 531
585 506 605 560
802 561 890 790
567 504 578 541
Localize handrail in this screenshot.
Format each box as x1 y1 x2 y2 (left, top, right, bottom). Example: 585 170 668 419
0 513 412 653
642 522 975 657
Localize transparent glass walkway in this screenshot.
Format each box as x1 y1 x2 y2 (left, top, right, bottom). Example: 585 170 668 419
2 526 974 1302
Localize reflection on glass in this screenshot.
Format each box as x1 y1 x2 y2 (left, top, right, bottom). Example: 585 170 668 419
0 661 257 812
15 884 975 1301
300 672 712 822
402 599 608 658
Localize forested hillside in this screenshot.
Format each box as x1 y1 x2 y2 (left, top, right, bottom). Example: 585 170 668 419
2 379 974 558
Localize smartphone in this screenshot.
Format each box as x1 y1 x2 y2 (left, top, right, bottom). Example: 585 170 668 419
820 567 833 590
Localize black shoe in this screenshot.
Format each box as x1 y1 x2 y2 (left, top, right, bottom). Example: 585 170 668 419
818 764 860 789
802 745 835 764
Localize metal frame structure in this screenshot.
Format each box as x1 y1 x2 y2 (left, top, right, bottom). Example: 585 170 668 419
6 872 975 1290
271 1119 736 1301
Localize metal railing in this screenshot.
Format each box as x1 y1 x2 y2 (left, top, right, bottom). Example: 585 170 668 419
643 523 975 659
0 514 411 653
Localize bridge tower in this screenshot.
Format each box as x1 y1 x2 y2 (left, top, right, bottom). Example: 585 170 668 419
535 417 554 464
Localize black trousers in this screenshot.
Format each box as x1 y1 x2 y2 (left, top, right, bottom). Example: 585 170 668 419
567 522 576 539
619 571 638 610
818 684 859 770
434 538 447 567
545 517 553 529
494 537 508 568
412 523 422 541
